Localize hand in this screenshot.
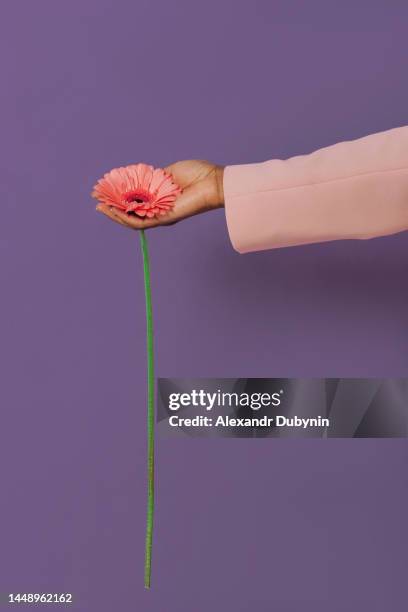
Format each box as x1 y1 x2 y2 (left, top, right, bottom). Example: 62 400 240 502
96 160 224 230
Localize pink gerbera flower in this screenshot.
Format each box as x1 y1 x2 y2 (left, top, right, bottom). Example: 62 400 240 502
92 163 181 218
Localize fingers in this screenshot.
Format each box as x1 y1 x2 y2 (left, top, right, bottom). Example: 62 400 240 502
96 205 129 227
163 162 188 187
96 205 162 230
110 207 161 229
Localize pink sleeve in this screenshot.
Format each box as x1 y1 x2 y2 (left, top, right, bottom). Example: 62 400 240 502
223 126 408 252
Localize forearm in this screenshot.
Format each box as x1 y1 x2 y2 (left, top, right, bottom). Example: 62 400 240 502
223 126 408 252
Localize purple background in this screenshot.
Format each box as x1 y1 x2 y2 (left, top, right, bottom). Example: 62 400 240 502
1 1 407 610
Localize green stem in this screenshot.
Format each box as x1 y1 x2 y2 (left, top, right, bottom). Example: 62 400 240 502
139 229 155 589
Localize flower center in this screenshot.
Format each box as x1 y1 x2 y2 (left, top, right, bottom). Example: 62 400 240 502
123 189 152 205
